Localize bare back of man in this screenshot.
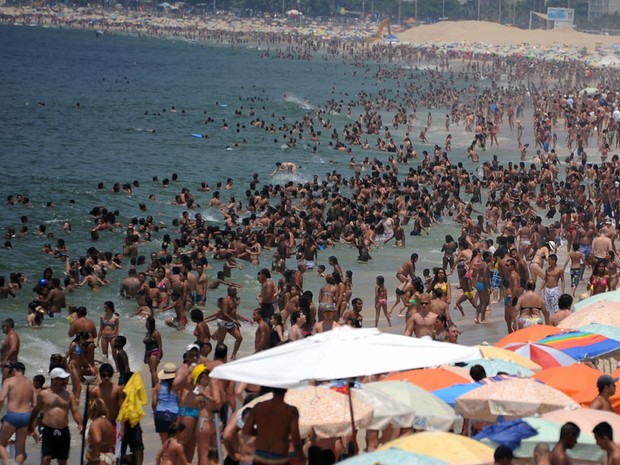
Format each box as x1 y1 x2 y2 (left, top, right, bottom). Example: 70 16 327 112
0 365 35 465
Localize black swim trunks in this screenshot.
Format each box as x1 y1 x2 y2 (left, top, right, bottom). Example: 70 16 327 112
41 424 70 461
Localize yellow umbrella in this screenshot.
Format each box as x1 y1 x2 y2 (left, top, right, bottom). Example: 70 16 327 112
455 378 579 422
475 344 542 372
379 431 494 465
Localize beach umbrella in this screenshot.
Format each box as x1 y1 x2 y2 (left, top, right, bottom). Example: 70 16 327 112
532 364 604 398
572 367 620 411
363 381 462 432
460 358 535 377
379 431 495 465
578 323 620 341
382 367 469 391
537 331 620 360
338 449 450 465
455 378 579 422
574 292 620 311
495 325 562 348
351 387 415 430
474 344 542 371
243 386 373 438
559 301 620 329
477 417 604 461
503 342 578 369
432 383 482 407
210 327 480 388
543 408 620 436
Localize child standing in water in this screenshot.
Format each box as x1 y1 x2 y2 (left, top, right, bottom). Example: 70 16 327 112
374 275 390 327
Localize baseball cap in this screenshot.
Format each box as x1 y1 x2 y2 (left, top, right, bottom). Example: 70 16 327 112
50 368 70 380
597 374 618 390
186 343 200 352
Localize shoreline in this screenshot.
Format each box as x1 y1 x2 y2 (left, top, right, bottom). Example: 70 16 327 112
3 7 620 68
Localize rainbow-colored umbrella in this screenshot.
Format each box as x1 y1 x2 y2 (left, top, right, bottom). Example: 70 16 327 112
537 331 620 361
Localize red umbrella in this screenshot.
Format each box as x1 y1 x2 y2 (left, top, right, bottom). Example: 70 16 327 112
503 342 577 369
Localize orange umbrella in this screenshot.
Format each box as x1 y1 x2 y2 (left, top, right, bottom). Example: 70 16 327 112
532 364 604 398
495 325 562 348
572 367 620 412
383 368 469 391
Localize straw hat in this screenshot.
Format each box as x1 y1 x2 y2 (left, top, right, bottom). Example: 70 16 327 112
158 362 177 381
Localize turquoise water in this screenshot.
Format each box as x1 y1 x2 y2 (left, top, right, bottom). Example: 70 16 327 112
0 24 520 375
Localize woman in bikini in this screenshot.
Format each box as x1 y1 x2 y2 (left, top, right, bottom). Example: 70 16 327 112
530 242 553 288
66 331 95 399
194 365 224 465
190 308 212 358
590 261 610 295
144 316 163 388
514 279 549 331
374 275 390 327
97 301 119 363
85 398 116 465
156 267 171 309
429 268 452 305
156 423 189 465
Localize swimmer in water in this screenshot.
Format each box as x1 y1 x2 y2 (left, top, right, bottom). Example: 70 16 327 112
271 162 298 176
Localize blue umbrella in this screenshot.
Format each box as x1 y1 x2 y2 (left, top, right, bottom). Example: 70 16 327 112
432 383 481 407
338 449 450 465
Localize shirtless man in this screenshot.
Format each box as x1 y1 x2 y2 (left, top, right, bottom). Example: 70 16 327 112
28 368 83 465
396 253 418 283
592 230 613 263
429 289 451 324
195 263 209 306
591 375 618 412
242 388 304 465
563 244 585 297
119 268 141 299
253 309 270 353
404 294 437 338
89 363 124 426
0 362 35 465
256 269 277 320
271 162 298 176
313 307 339 334
475 251 492 324
550 294 573 327
540 254 565 314
0 319 19 382
68 307 97 340
593 421 620 465
504 260 522 334
550 422 580 465
35 278 66 315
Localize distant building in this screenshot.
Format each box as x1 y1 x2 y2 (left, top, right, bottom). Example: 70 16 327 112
588 0 620 21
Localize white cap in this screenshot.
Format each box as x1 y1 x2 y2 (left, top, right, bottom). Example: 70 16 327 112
50 368 70 379
186 343 200 352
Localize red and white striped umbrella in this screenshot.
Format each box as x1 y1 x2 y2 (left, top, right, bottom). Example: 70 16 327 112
503 342 577 369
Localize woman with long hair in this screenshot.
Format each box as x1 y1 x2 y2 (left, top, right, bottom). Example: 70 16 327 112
143 316 163 387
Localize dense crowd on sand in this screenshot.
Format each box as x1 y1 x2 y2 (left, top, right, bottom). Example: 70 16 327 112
4 8 620 465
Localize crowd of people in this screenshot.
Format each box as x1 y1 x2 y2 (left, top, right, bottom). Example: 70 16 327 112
3 8 620 465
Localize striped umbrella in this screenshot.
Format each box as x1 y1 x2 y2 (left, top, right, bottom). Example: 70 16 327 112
474 344 542 372
503 342 577 369
537 331 620 360
578 323 620 342
495 325 562 348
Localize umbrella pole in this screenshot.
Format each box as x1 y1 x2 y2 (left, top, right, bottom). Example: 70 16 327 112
80 379 91 465
347 380 359 456
213 411 224 465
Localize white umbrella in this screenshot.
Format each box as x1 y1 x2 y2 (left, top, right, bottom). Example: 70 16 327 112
210 327 480 388
352 387 416 430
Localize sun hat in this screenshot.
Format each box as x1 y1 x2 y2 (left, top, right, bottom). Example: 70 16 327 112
191 363 209 385
158 362 177 381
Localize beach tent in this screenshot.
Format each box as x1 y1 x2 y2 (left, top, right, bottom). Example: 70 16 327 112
210 326 479 388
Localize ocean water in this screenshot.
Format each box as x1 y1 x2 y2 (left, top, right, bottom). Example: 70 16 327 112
0 24 526 377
